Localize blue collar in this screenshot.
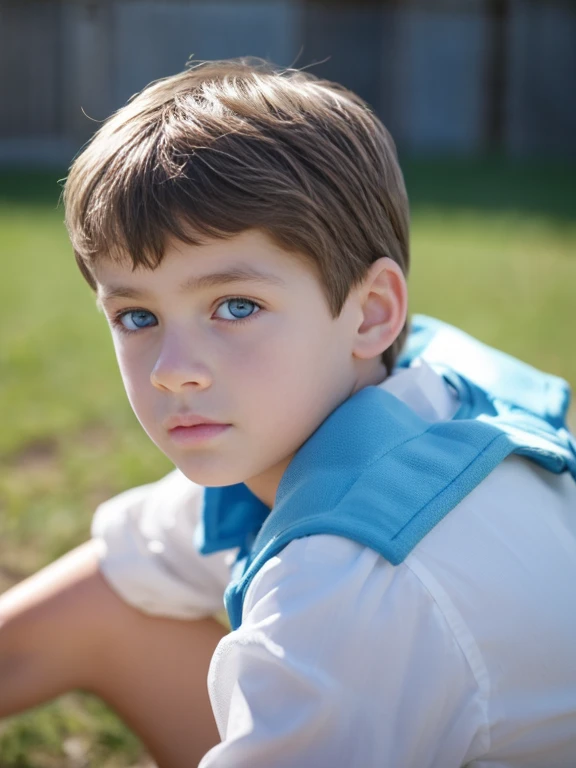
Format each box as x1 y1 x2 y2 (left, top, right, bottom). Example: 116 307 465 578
194 481 270 556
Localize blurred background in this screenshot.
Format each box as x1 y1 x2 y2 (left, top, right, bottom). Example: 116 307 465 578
0 0 575 765
2 0 576 160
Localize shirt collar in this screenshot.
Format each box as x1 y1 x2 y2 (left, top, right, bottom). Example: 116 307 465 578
379 359 460 422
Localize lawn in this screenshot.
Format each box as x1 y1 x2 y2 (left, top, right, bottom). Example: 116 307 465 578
0 159 575 766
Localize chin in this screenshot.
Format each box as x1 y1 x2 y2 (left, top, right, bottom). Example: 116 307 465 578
174 460 249 488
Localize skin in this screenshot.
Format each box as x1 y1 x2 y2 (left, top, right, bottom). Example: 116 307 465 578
95 229 408 509
0 541 226 765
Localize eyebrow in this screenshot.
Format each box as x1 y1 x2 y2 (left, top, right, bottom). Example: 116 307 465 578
97 265 287 304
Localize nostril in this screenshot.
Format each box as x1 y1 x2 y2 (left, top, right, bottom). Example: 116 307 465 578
150 361 212 392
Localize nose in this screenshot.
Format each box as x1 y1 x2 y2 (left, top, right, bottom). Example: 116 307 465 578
150 334 213 392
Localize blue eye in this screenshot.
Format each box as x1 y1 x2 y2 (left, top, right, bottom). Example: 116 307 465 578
112 298 261 335
215 298 261 321
117 310 157 332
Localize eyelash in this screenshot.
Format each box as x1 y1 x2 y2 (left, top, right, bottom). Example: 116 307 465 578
110 296 264 336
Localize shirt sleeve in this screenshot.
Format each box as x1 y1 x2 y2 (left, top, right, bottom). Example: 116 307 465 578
199 535 490 768
91 470 234 619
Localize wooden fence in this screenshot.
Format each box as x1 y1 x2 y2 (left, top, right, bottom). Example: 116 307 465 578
0 0 574 165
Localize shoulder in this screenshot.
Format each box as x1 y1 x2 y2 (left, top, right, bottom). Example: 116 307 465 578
405 453 576 697
92 469 204 532
406 452 576 616
225 534 490 763
91 470 234 619
243 533 463 651
409 453 576 575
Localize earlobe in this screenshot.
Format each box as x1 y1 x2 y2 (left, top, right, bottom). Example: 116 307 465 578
352 257 407 361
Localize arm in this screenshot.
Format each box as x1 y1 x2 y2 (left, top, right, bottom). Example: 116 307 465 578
0 539 118 715
0 469 232 719
0 468 236 765
199 535 490 768
0 538 229 765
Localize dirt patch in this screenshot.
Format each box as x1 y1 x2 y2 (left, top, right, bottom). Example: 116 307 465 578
76 423 115 451
6 436 60 472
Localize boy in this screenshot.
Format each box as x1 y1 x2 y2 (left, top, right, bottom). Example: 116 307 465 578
1 58 575 767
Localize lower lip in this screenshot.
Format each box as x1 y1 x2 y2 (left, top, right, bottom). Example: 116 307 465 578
168 424 231 445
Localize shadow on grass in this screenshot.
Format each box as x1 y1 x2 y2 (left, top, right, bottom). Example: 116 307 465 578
0 156 575 222
0 170 67 208
402 155 576 224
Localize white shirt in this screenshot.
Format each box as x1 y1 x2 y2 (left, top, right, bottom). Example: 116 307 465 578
92 362 576 767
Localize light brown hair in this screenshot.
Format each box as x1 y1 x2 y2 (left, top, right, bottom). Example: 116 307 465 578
64 58 410 372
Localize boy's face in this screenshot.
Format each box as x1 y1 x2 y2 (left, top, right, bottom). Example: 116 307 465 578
95 230 374 508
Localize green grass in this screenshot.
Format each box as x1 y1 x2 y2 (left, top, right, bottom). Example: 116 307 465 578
0 695 145 768
0 159 575 766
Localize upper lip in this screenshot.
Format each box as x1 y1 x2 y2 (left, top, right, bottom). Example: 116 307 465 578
165 414 229 430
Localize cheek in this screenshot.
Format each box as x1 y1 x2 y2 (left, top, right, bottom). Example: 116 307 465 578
113 341 152 408
228 322 312 383
236 319 340 412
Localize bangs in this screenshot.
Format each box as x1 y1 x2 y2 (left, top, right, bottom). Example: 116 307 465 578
68 121 293 281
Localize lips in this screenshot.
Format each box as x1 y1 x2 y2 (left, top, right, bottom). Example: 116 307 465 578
166 420 231 446
164 413 229 431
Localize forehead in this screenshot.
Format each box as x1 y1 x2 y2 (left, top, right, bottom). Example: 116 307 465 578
94 229 322 301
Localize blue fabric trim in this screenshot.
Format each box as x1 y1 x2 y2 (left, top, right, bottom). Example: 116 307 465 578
398 315 572 426
195 483 269 556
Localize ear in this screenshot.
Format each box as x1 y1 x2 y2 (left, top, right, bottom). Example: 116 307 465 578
352 257 408 362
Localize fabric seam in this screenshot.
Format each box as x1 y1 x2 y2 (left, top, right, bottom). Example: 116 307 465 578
403 556 492 758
